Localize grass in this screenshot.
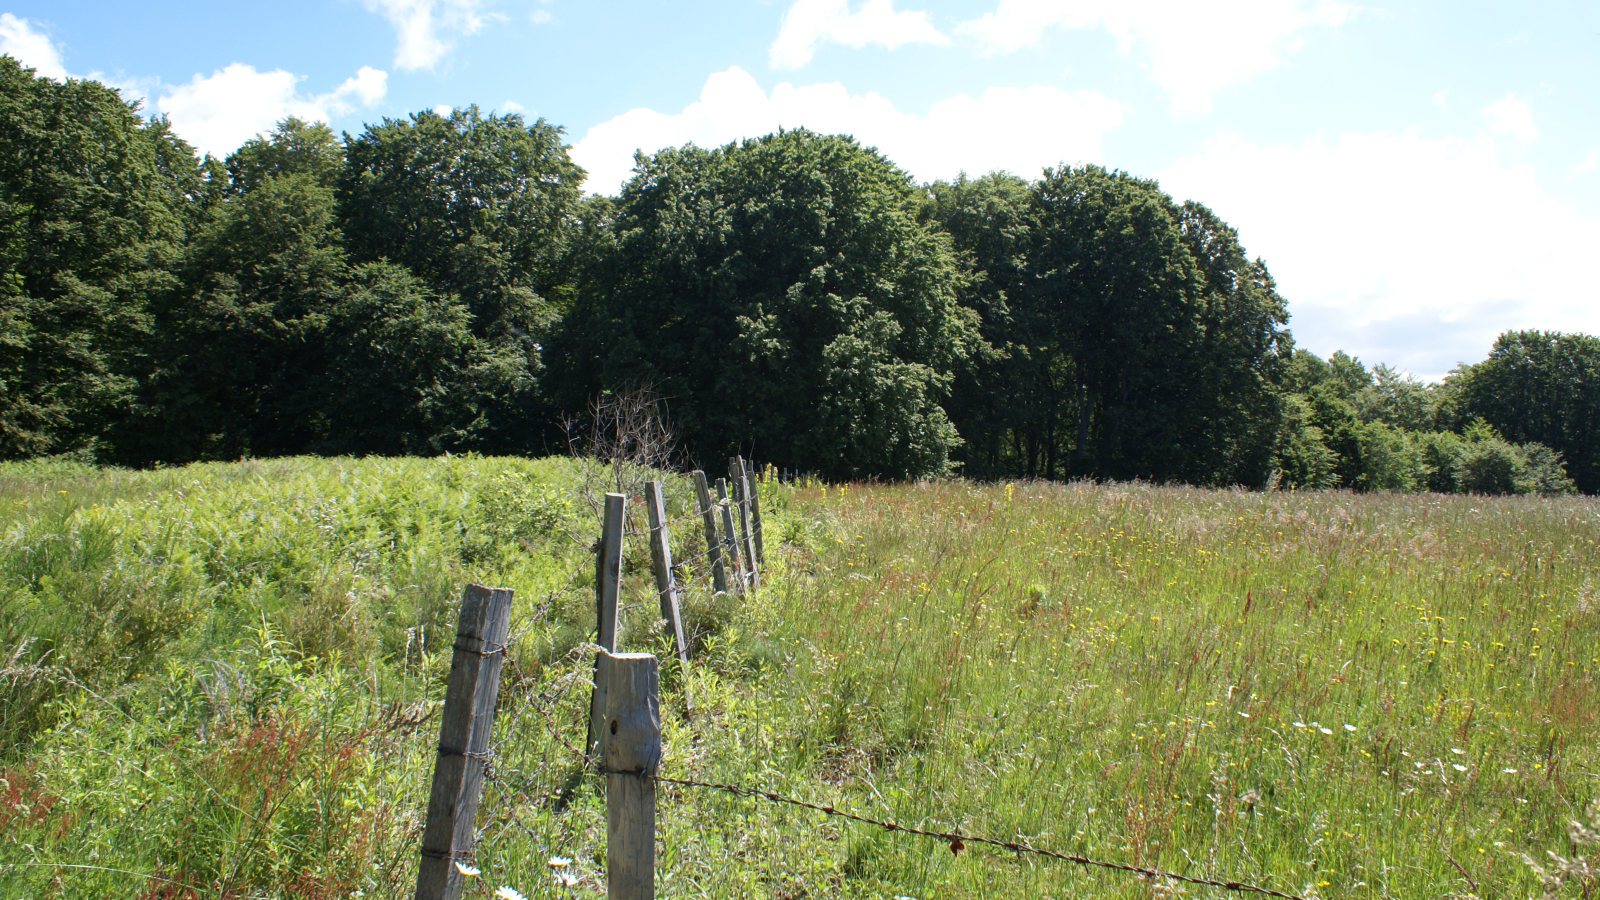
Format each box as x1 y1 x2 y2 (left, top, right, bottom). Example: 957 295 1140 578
1 457 1596 898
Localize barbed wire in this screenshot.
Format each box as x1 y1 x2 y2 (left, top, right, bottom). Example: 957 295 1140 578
469 472 1302 900
643 772 1309 900
508 654 1306 900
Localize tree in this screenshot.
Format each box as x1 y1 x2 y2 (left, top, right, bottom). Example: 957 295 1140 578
550 129 976 479
923 172 1034 478
132 119 522 462
0 57 200 459
984 167 1290 484
1448 331 1600 494
337 107 585 344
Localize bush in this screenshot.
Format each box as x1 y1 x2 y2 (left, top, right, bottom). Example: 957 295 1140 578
1354 420 1424 492
1272 396 1339 489
1451 419 1576 496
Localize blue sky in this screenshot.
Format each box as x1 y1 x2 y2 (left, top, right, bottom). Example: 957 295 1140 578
6 1 1599 379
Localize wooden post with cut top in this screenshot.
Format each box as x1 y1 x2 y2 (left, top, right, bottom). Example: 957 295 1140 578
691 470 729 595
746 463 765 566
715 477 744 589
586 493 626 763
728 458 759 590
601 651 660 900
414 583 514 900
644 480 690 671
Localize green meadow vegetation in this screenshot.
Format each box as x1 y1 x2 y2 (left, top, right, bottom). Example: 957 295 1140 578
1 456 1597 899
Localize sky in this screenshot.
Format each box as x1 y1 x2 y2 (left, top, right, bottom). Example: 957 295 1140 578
5 1 1599 380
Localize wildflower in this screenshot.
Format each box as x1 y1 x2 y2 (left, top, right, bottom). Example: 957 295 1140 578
1344 724 1356 732
1319 727 1334 735
1451 748 1465 755
1503 768 1518 774
455 863 481 877
548 857 573 867
1293 721 1306 728
497 888 529 900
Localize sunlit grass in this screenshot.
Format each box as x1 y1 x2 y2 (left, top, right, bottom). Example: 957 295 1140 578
1 460 1595 898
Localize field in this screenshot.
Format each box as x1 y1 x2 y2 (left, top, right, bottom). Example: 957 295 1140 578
1 456 1597 899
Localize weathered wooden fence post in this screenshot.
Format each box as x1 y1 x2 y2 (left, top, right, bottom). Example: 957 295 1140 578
587 493 626 762
691 470 729 595
746 462 765 566
715 477 745 590
601 651 660 900
644 480 691 671
415 583 514 900
728 458 759 589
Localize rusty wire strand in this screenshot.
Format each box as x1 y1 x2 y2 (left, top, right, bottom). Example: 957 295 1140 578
644 772 1309 900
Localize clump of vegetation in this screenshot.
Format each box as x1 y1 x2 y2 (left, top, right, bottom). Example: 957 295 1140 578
1521 794 1599 898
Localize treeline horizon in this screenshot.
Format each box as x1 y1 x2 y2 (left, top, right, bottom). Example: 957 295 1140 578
4 57 1597 494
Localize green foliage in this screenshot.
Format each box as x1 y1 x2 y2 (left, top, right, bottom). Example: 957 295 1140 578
1 63 1594 494
552 129 975 479
930 167 1290 485
338 106 585 343
130 120 527 462
1272 395 1339 489
1449 330 1600 494
1447 419 1577 496
0 57 201 459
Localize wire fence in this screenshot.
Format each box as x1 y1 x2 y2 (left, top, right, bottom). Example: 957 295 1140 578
422 463 1308 900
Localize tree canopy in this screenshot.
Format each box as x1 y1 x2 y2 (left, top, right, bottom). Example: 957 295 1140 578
930 167 1291 486
549 129 976 480
1 59 1589 494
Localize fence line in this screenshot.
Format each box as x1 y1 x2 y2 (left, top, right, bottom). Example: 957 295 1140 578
415 457 1306 900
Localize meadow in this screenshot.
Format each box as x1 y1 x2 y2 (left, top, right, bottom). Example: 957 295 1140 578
1 456 1596 899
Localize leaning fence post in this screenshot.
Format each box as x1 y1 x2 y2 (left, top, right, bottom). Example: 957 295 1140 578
728 458 759 590
644 480 691 672
415 583 514 900
715 477 745 590
601 651 660 900
587 492 626 762
746 464 765 566
691 471 729 595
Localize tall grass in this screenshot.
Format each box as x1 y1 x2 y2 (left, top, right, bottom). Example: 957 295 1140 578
0 459 1595 898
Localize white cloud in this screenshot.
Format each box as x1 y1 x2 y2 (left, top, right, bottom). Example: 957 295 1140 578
956 0 1351 114
770 0 950 69
570 66 1126 194
1158 128 1600 379
1579 150 1599 174
501 99 526 112
1432 88 1448 110
363 0 488 70
531 9 552 24
0 13 67 79
157 64 388 158
1481 94 1537 144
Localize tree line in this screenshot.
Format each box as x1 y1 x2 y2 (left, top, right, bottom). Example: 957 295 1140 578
3 58 1594 494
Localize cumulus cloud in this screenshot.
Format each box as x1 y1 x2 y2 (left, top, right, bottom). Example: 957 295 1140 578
1481 94 1537 144
956 0 1351 114
0 13 67 79
570 66 1125 194
158 65 388 158
1158 128 1600 379
363 0 488 70
770 0 950 68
